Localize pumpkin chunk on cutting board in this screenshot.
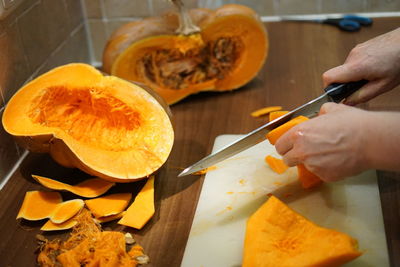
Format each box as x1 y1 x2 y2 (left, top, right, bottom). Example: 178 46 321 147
118 176 155 229
17 191 62 220
32 175 114 198
242 195 362 267
265 155 288 174
85 193 132 218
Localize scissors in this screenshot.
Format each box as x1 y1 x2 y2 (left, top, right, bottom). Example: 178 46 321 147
280 14 373 32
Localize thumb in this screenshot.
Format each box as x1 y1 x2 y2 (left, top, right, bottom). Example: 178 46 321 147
322 64 363 87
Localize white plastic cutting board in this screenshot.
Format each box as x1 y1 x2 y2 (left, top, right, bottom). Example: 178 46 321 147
181 135 389 267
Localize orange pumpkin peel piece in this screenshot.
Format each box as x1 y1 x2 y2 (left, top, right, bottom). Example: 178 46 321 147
118 176 155 229
32 175 115 198
85 193 132 218
297 164 323 189
243 195 362 267
17 191 62 221
50 199 85 224
265 155 288 174
251 106 282 118
94 211 126 224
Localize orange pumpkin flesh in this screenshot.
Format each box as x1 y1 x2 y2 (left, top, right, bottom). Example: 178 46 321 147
50 199 85 224
41 217 78 231
2 63 174 182
17 191 62 221
103 3 268 105
243 196 362 267
265 155 288 174
85 193 132 218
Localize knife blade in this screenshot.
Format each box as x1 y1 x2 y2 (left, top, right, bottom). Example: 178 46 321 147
178 80 368 177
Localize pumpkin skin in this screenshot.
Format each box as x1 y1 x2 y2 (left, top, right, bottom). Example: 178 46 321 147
103 4 268 105
2 63 174 182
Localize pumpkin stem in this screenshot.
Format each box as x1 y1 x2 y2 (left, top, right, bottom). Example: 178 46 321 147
170 0 200 35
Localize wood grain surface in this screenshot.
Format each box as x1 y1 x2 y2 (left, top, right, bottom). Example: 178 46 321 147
1 18 400 267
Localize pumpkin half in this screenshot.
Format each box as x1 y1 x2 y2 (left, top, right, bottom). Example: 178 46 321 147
103 1 268 104
2 63 174 182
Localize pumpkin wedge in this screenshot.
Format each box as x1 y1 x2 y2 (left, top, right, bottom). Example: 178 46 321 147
50 199 85 224
265 155 288 174
118 176 155 229
297 164 323 189
243 196 362 267
17 191 62 221
85 193 132 218
103 1 268 104
41 217 78 231
269 110 289 121
2 63 174 182
94 212 126 224
32 175 114 198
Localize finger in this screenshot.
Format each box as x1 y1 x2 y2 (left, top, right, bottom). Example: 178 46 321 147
322 64 364 87
282 149 301 167
343 79 388 105
318 102 346 115
275 130 295 156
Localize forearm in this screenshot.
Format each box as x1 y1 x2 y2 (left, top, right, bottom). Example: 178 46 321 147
365 111 400 171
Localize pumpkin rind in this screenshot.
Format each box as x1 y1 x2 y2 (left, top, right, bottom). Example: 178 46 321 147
243 196 362 267
104 4 268 105
2 63 174 182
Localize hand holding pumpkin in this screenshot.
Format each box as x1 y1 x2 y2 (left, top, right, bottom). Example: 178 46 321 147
275 103 400 181
322 27 400 105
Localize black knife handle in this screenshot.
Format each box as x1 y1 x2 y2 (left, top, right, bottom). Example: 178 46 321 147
324 80 368 103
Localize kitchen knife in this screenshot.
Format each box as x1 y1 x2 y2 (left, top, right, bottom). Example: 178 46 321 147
178 80 368 177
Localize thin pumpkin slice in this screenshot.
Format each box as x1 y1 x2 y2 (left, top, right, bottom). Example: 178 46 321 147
32 175 114 198
266 115 309 145
2 63 174 182
265 155 288 174
17 191 62 221
85 193 132 218
118 176 155 229
269 110 289 121
104 1 268 105
251 106 282 118
243 195 362 267
41 217 78 231
50 199 85 224
94 211 126 224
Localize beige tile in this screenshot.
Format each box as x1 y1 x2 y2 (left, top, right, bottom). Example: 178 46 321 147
83 0 103 18
65 0 85 30
103 0 151 18
273 0 321 15
88 19 108 63
366 0 400 12
321 0 365 13
18 0 70 71
37 24 90 75
0 23 30 103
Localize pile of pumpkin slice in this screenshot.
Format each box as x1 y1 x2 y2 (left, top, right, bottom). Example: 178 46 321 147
17 175 155 231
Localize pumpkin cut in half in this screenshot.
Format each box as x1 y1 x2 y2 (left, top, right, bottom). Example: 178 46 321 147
2 63 174 182
103 1 268 104
243 196 362 267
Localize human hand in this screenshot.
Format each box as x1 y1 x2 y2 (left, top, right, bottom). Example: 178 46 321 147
323 27 400 105
275 103 372 181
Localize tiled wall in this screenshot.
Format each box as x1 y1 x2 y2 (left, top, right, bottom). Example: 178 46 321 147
83 0 400 65
0 0 90 185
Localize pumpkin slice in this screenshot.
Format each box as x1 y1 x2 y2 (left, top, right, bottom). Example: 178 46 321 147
2 63 174 182
251 106 282 118
85 193 132 218
50 199 85 224
118 176 155 229
104 2 268 104
269 110 289 121
266 115 309 145
243 195 362 267
265 155 288 174
17 191 62 221
94 211 126 224
32 175 114 198
297 164 323 189
41 217 78 231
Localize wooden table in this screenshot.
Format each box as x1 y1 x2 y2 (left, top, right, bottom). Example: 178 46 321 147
1 17 400 267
